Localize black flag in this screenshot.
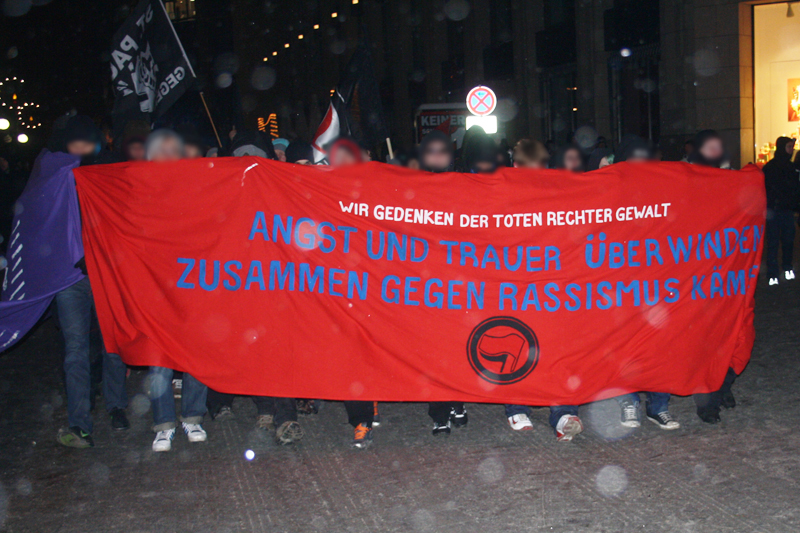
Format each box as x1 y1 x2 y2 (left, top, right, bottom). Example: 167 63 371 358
312 43 388 163
110 0 195 131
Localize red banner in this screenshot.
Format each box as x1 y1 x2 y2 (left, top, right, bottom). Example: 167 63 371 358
74 159 764 405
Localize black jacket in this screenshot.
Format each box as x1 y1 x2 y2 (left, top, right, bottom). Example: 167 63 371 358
763 137 800 211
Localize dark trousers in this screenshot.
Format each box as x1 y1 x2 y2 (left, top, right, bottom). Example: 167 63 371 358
766 208 795 279
55 277 127 434
428 402 464 425
207 391 296 427
344 401 373 428
253 396 297 427
694 367 737 412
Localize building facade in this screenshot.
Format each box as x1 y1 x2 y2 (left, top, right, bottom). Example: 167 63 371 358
229 0 798 167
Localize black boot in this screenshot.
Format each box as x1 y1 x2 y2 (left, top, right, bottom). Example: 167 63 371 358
110 408 130 431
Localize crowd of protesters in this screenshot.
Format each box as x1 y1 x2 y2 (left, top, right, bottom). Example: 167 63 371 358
3 111 798 452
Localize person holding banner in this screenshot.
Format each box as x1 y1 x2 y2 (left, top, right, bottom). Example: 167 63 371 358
142 130 210 451
418 130 455 173
687 130 740 424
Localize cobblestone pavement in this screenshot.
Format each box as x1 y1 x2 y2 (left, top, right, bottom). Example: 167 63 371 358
1 278 799 533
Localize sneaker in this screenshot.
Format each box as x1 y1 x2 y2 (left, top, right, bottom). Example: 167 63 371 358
620 401 641 428
351 423 373 449
785 269 796 281
697 406 721 424
172 378 182 398
450 405 468 428
296 399 319 415
214 406 235 421
555 414 583 442
255 414 274 431
508 413 533 431
152 428 175 452
275 421 304 445
720 390 736 409
110 408 130 431
182 422 207 443
647 411 681 430
57 426 94 449
372 402 381 427
432 420 451 437
769 277 779 286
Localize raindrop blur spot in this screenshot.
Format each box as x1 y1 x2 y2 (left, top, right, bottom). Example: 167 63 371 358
595 465 628 497
244 449 255 461
2 0 32 17
131 393 151 416
250 66 276 91
6 47 18 59
693 49 721 77
89 463 110 486
244 329 258 344
477 457 505 484
443 0 470 21
213 52 240 75
215 73 233 89
620 48 632 58
15 478 31 497
330 40 346 55
574 125 599 150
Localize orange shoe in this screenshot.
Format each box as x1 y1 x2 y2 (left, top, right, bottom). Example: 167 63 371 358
351 423 373 449
372 402 381 427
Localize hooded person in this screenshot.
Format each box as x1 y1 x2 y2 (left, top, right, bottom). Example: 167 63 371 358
687 130 726 168
418 130 454 173
463 128 498 173
175 124 206 159
17 115 131 449
512 138 549 169
230 131 276 159
614 134 651 163
326 137 363 167
285 140 314 165
551 144 584 172
586 147 613 171
763 136 799 286
51 115 105 164
272 138 289 162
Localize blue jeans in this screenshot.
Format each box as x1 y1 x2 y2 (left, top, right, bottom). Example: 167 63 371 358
505 404 580 432
766 208 795 279
55 277 128 434
616 392 670 416
149 366 207 431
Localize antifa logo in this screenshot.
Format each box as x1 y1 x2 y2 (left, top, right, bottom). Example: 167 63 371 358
132 42 158 113
467 317 539 385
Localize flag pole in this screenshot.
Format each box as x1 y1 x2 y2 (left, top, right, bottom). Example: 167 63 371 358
158 0 221 147
200 91 222 148
386 137 394 160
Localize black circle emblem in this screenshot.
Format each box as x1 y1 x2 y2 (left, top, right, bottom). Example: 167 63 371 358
467 317 539 385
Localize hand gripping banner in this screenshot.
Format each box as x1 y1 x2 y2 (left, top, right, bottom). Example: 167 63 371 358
74 159 764 406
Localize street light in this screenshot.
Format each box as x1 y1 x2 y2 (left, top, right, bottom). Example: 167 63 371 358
0 118 9 130
17 133 28 143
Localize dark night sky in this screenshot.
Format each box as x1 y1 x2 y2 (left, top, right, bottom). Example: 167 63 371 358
0 0 134 131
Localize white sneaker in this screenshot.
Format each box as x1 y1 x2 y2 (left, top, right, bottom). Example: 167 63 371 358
508 413 533 431
620 402 641 428
785 270 795 281
555 414 583 442
152 429 175 452
182 422 207 443
769 277 779 286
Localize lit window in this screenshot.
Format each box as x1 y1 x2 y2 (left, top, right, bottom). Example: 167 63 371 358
331 12 337 18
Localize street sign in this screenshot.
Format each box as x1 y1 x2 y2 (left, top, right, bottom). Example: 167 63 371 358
466 86 497 117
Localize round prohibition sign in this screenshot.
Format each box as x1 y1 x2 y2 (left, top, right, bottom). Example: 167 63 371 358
466 86 497 116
